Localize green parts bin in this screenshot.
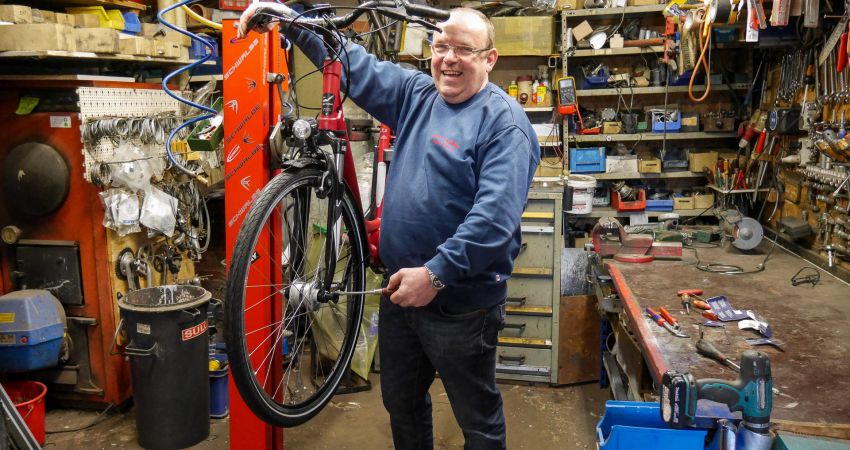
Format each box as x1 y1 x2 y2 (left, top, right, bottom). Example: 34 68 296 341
118 285 211 450
187 97 223 152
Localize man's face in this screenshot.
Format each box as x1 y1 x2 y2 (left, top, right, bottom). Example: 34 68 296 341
431 14 498 104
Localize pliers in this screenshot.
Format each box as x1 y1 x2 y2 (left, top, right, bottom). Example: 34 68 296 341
645 306 689 338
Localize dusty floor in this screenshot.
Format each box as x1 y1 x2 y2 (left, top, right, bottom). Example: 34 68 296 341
42 374 609 449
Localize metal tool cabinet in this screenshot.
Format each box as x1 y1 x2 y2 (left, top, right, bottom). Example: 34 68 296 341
496 189 562 384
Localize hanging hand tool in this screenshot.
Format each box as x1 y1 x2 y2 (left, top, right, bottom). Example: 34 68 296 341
646 307 690 338
696 338 741 370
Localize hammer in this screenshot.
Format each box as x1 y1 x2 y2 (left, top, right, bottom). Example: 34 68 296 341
677 289 711 314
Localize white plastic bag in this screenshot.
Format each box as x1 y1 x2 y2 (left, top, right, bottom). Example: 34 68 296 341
99 189 141 236
139 187 178 237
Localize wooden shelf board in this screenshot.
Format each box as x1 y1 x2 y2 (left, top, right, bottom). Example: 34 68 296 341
592 171 705 180
561 5 667 18
569 132 738 142
576 83 749 96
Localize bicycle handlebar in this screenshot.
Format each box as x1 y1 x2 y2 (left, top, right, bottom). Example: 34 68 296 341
247 0 449 35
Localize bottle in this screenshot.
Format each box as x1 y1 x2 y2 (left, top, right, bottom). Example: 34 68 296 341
537 64 551 107
532 79 540 105
517 75 533 105
508 79 518 100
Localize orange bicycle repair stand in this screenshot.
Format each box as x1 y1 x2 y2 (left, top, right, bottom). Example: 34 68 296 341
222 19 287 449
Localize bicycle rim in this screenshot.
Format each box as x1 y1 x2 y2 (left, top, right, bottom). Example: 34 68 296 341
226 168 366 427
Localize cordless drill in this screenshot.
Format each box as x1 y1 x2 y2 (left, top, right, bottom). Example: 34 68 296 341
660 350 772 435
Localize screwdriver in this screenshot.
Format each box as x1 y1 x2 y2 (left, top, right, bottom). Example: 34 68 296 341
696 339 740 370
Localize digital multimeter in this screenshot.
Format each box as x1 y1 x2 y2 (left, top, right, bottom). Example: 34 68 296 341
557 76 578 116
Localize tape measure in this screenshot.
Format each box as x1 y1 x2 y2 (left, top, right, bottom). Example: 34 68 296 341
819 17 849 67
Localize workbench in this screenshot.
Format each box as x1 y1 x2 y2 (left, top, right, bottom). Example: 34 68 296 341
601 241 850 432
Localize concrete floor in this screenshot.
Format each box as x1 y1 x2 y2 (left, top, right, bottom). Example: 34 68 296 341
42 374 609 449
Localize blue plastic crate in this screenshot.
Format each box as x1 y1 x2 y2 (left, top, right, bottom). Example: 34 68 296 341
569 147 606 173
646 199 673 211
597 401 707 450
122 12 141 35
581 69 610 89
190 36 219 59
652 111 681 133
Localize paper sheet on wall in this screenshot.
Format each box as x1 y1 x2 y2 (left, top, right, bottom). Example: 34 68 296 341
746 0 759 42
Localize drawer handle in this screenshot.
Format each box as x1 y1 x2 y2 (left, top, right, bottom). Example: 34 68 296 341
498 354 526 365
506 296 526 306
502 323 526 335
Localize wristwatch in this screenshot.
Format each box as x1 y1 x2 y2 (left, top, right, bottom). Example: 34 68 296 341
425 266 446 291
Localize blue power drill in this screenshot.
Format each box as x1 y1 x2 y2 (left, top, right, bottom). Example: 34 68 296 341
661 350 772 436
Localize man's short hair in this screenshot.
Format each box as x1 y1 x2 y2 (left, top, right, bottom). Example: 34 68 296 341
450 7 495 50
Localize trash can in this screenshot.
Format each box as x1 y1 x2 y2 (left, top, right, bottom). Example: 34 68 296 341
118 285 211 450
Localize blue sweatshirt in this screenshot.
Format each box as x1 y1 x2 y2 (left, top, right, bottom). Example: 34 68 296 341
292 30 540 312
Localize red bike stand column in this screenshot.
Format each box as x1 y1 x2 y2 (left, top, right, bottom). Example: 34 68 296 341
222 19 287 449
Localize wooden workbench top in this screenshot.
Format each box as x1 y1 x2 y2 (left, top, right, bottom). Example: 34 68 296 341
607 242 850 425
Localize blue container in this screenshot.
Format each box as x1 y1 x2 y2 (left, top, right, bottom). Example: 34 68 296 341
190 36 218 60
581 69 610 89
653 112 681 133
122 12 141 35
597 401 707 450
569 147 606 173
209 366 229 418
646 199 673 211
0 290 64 373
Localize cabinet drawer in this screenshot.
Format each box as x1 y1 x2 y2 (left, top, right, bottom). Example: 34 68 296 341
507 277 554 307
499 315 552 340
522 197 557 219
515 225 555 269
496 346 551 378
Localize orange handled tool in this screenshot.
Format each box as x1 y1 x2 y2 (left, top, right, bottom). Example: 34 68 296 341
839 31 849 73
692 300 711 310
702 310 720 321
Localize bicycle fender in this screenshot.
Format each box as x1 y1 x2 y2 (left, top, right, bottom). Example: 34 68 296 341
280 157 324 171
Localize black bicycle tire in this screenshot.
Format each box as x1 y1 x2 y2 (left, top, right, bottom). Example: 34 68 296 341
225 168 367 427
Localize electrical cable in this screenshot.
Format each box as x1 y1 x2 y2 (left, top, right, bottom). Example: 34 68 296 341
158 0 218 176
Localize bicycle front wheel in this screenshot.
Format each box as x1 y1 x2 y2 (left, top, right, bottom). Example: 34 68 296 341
226 168 367 427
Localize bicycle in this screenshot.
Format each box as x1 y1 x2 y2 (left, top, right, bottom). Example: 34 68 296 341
225 1 449 427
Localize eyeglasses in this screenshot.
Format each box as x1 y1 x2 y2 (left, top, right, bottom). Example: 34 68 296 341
430 43 492 58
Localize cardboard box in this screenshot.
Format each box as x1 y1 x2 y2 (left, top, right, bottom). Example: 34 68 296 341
74 27 119 53
571 20 593 42
71 13 100 28
119 36 152 56
606 155 638 173
491 17 554 56
557 0 579 9
0 5 33 24
535 156 564 177
55 13 75 27
32 9 55 23
688 151 718 172
141 22 160 37
0 23 75 51
154 38 182 58
639 158 662 173
674 196 694 210
693 191 715 209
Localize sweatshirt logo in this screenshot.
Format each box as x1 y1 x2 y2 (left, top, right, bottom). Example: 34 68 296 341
430 134 460 152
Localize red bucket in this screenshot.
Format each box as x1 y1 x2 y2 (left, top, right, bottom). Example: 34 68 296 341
2 381 47 445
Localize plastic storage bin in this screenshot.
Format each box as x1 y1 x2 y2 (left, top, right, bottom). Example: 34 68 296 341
580 68 609 89
2 381 48 445
652 111 681 133
569 147 606 173
122 12 141 34
646 198 673 211
611 189 646 212
597 401 707 450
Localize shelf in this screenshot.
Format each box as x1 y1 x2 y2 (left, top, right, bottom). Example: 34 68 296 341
569 132 738 142
561 5 667 18
524 106 554 112
576 83 750 96
592 171 704 180
707 184 771 194
569 46 664 58
539 141 563 147
578 207 713 218
28 0 147 11
0 50 205 66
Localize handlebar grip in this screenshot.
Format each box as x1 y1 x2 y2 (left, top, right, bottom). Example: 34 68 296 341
405 3 450 21
246 6 280 32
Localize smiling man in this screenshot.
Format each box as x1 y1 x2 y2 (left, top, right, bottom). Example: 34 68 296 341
240 5 539 449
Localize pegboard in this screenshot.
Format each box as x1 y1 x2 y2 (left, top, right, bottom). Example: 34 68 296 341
77 87 190 183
